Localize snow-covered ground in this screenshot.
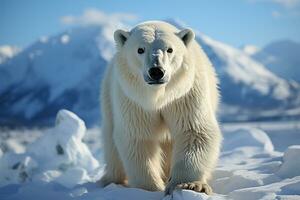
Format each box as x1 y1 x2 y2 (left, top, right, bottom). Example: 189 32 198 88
0 110 300 200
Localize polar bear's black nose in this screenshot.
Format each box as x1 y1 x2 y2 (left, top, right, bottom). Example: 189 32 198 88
148 67 165 81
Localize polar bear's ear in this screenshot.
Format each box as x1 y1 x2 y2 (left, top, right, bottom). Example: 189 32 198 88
177 29 195 46
114 29 130 47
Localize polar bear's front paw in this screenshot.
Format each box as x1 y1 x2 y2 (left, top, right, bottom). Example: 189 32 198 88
177 181 212 194
97 174 127 188
165 180 212 195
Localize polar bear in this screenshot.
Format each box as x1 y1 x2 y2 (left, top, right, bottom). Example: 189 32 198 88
99 21 222 195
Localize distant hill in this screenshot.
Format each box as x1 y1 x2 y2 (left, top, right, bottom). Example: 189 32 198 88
253 40 300 83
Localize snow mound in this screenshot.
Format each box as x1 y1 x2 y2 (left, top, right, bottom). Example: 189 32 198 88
222 128 274 152
212 170 264 194
277 145 300 178
0 110 100 188
228 176 300 200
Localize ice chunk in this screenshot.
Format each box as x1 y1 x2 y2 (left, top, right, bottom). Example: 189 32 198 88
0 110 100 188
5 138 26 154
0 154 38 186
33 170 62 183
277 145 300 178
27 109 99 173
55 167 90 188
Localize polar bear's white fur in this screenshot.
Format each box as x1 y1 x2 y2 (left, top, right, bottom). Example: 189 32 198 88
99 21 222 195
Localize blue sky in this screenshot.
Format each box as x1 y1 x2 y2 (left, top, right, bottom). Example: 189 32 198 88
0 0 299 48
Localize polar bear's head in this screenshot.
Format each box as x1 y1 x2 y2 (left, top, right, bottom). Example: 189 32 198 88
114 21 195 86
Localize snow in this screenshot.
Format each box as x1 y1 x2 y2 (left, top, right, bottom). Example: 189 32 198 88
0 110 299 199
60 34 70 44
0 45 20 64
277 146 300 178
241 45 260 56
198 33 292 100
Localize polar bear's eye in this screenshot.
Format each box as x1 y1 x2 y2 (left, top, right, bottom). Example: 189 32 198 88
167 48 173 53
137 48 145 54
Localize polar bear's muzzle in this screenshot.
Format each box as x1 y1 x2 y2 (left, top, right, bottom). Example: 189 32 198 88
144 67 167 85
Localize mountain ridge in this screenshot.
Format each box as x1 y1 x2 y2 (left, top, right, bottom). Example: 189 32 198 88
252 39 300 83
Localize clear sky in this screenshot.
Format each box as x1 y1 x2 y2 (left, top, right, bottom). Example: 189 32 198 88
0 0 299 48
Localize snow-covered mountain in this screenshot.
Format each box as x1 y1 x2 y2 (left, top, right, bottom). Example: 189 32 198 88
198 35 300 121
0 25 116 127
0 21 299 127
253 40 300 83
